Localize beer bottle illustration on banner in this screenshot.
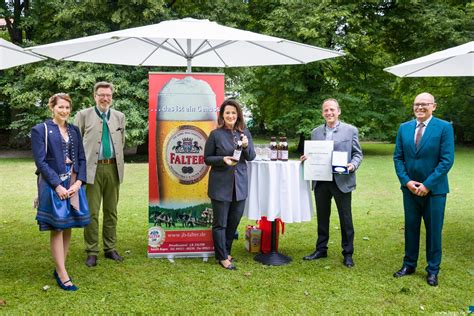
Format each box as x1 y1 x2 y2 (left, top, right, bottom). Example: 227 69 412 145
156 77 217 207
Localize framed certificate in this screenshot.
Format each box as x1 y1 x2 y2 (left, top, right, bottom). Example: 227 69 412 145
303 140 333 181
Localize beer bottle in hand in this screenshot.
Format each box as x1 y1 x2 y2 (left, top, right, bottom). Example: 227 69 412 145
232 134 243 161
270 136 278 161
280 136 288 161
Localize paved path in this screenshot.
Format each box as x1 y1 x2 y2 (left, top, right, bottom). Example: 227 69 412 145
0 150 33 158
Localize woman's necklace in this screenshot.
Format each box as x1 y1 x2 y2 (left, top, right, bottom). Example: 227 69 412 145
53 119 69 142
59 126 69 142
53 120 73 164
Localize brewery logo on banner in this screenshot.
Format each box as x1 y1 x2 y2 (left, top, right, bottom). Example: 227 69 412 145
148 226 165 248
164 125 209 184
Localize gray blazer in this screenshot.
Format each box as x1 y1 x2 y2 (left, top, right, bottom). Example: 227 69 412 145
204 127 256 202
74 107 126 184
311 122 363 193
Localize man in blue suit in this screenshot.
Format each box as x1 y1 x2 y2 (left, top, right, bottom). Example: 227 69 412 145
393 92 454 286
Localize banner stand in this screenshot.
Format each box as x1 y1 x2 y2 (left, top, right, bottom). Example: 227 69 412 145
147 72 224 259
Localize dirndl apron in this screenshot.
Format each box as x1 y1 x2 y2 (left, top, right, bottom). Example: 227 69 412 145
36 164 90 231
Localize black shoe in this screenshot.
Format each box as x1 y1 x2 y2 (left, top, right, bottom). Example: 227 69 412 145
343 255 354 268
85 255 97 267
104 250 124 262
303 250 328 260
393 266 415 278
219 261 237 270
426 274 438 286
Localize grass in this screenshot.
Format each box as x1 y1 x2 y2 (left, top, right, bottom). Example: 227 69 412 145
0 143 473 314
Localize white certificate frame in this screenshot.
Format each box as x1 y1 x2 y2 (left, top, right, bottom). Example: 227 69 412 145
303 140 334 181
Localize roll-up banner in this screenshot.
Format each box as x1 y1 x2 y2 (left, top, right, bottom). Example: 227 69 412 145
148 72 224 258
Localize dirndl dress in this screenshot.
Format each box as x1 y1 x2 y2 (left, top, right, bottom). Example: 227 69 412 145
36 164 90 231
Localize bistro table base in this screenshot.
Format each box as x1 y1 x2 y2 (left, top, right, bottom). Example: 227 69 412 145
254 251 292 266
254 220 292 266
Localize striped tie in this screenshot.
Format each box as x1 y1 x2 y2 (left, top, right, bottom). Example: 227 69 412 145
415 122 425 150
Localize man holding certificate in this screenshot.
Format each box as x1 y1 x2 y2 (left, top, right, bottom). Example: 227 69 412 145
301 98 363 267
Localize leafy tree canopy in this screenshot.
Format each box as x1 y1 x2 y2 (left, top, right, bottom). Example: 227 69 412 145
0 0 472 149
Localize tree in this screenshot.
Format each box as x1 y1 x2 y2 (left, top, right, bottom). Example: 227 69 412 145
1 0 169 148
0 0 31 43
237 1 473 148
1 1 473 149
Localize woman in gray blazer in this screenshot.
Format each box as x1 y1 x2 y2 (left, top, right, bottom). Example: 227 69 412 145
204 99 256 270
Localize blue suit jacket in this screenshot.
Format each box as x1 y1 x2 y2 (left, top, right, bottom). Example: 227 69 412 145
31 120 87 189
204 127 256 202
393 117 454 195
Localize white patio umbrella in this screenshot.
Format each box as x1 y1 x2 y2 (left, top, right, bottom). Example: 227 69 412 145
384 41 473 77
0 38 46 70
28 18 343 72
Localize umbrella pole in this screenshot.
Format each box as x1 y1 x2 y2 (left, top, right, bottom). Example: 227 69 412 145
187 59 191 73
186 39 192 73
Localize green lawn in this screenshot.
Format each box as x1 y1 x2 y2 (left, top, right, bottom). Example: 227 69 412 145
0 144 472 314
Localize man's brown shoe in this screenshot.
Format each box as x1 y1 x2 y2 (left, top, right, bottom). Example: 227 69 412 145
104 250 124 262
85 255 97 267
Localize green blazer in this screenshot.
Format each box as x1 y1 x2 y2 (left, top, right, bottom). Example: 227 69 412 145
393 116 454 195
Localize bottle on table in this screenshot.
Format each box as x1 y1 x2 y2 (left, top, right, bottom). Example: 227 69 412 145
277 137 281 161
279 136 288 161
270 136 278 161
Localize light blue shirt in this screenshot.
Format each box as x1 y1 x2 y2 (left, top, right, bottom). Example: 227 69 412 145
325 121 340 141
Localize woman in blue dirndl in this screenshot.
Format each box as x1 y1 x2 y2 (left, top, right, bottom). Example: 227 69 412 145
31 93 90 291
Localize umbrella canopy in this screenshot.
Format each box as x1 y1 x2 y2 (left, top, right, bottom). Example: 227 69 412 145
0 38 46 70
384 41 474 77
28 18 343 72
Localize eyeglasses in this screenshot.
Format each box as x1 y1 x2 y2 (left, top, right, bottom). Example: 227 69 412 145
96 93 113 98
413 103 433 108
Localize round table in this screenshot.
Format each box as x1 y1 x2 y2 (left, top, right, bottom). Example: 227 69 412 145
244 160 314 265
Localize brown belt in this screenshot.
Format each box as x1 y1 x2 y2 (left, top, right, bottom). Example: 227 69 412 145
98 158 116 164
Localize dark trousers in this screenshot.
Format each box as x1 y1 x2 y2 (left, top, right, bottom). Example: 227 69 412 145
402 188 446 275
211 198 245 261
314 181 354 256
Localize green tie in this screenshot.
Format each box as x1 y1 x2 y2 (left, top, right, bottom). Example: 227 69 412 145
101 112 112 159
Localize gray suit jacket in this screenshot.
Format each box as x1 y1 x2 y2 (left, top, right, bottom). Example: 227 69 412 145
311 122 363 193
74 107 126 184
204 127 256 202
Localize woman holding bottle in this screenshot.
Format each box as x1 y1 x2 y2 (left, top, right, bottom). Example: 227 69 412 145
204 99 256 270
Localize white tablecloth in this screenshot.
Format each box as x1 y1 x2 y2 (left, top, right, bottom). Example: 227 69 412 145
244 160 314 223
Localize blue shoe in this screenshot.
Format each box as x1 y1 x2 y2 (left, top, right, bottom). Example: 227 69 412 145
54 271 78 291
54 270 74 282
